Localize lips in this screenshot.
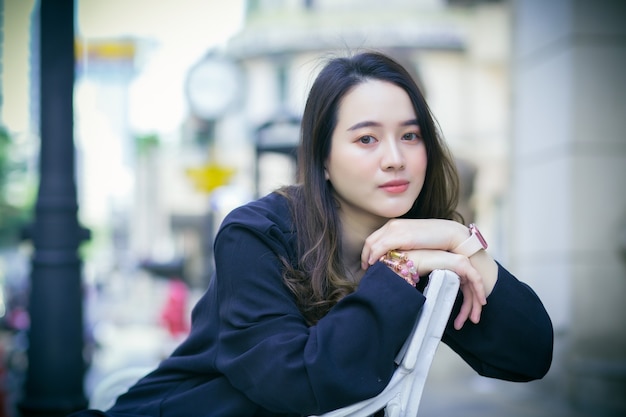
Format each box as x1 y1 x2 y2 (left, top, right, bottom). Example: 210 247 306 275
380 180 409 194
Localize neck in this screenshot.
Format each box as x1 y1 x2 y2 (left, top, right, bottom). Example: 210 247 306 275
338 206 387 276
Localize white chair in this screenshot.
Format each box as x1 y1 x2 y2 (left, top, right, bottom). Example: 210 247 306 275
89 365 155 410
312 269 460 417
90 270 460 416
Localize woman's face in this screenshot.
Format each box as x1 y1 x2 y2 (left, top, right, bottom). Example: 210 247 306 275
325 79 427 224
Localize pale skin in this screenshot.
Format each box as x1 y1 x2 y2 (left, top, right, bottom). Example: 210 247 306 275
325 79 498 330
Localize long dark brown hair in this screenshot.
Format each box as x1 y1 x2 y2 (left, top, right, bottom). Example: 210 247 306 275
278 51 460 325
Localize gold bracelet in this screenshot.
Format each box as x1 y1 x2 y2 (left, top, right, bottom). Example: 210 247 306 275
379 250 419 287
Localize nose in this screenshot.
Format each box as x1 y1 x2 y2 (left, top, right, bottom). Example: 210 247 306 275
381 140 405 170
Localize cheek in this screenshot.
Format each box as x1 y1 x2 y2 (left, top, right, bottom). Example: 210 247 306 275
411 147 428 174
326 146 360 179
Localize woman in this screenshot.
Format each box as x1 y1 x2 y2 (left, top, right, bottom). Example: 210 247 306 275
74 51 553 416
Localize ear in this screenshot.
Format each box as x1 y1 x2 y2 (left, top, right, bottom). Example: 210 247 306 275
324 167 329 180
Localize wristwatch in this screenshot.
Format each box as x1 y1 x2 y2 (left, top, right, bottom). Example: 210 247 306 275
453 223 488 257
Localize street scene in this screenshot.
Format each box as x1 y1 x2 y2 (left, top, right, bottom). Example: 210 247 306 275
1 0 625 416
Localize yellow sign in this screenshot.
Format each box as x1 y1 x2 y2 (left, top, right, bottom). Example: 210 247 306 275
185 163 235 194
75 39 136 61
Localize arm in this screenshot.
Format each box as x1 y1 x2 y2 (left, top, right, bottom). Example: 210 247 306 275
361 218 553 381
442 263 554 381
361 219 493 329
213 223 425 415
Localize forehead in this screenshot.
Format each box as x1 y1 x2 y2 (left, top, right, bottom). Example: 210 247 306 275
336 80 416 126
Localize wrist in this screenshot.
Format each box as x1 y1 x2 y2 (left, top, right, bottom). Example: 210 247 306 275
450 222 471 250
451 223 488 258
468 250 499 296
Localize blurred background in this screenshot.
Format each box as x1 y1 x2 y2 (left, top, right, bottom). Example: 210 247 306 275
0 0 624 416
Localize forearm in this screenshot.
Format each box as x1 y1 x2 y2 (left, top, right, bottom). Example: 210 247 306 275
442 263 554 381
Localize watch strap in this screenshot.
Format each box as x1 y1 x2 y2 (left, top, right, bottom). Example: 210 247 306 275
453 224 488 257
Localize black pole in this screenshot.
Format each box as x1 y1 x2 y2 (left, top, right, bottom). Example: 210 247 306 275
19 0 90 416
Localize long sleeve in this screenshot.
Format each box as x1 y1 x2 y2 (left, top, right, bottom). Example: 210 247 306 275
442 263 554 382
210 219 425 415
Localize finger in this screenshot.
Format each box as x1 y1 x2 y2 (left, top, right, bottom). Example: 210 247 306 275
461 262 487 306
361 227 397 268
470 294 483 324
362 220 425 267
360 228 379 268
454 285 473 330
459 266 485 324
455 264 487 328
361 243 373 270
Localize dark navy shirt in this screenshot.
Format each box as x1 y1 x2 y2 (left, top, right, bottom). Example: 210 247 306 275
73 191 553 417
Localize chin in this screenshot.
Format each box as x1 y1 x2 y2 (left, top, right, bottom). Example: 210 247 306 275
377 205 413 219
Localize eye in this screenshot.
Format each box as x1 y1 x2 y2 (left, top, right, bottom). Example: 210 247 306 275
358 135 377 145
402 132 422 141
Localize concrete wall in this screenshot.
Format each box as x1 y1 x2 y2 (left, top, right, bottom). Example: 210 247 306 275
511 0 626 414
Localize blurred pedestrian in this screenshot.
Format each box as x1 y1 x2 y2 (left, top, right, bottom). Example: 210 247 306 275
70 51 553 417
160 279 190 338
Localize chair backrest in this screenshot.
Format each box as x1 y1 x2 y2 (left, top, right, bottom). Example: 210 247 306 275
89 365 155 410
312 269 460 417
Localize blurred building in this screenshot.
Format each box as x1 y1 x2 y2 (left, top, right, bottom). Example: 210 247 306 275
1 0 624 415
206 0 511 246
510 1 626 415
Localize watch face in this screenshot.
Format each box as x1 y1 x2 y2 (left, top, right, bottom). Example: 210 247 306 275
470 224 488 249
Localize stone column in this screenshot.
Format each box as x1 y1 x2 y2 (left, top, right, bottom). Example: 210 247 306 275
511 0 626 414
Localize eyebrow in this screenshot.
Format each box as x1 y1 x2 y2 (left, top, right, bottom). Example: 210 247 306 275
347 119 420 131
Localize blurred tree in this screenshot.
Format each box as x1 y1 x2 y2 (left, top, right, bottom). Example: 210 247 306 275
0 126 33 246
135 132 160 156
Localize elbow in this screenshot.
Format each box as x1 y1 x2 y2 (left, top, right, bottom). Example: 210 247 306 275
512 353 552 382
513 320 555 382
481 346 553 382
530 325 554 380
492 319 555 382
517 349 553 382
533 312 555 380
515 303 555 381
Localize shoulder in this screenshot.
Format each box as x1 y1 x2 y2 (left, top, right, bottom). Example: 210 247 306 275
214 190 297 262
217 190 295 242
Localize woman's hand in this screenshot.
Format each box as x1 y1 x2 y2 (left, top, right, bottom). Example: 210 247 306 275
360 219 468 269
385 249 487 330
361 218 498 329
